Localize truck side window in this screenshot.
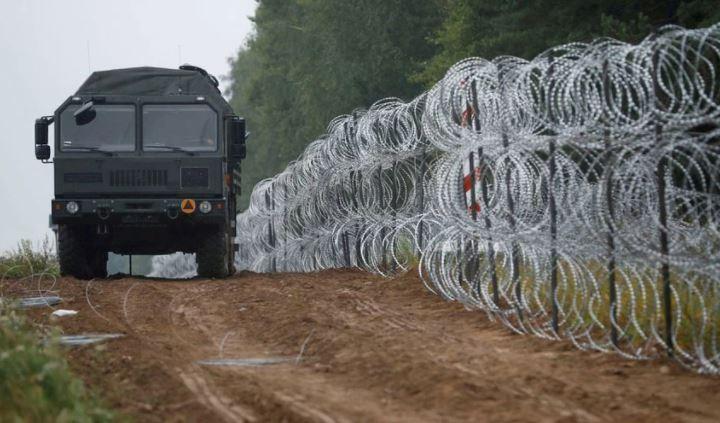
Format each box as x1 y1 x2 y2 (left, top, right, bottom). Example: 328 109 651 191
142 104 217 151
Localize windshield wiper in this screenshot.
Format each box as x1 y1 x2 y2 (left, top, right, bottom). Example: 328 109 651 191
63 146 114 156
145 145 195 156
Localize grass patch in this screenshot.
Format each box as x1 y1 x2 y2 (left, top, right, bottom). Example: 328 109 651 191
0 303 114 422
0 237 59 279
394 236 420 269
421 246 720 365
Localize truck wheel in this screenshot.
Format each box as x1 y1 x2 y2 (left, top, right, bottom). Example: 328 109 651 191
58 225 91 279
227 229 236 275
196 227 229 278
90 251 108 279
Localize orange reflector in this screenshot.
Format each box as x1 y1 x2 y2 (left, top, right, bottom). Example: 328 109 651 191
216 202 224 210
181 199 196 214
224 173 232 187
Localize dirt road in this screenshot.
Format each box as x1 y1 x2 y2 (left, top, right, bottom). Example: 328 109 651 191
12 269 720 422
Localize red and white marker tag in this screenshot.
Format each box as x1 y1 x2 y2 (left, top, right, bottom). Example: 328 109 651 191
463 152 482 215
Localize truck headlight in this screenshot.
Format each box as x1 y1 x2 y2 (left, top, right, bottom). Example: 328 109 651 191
66 201 79 214
199 201 212 214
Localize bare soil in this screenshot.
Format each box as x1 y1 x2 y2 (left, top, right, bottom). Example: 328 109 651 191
10 269 720 422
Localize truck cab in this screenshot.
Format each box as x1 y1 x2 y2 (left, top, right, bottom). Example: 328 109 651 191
34 66 246 279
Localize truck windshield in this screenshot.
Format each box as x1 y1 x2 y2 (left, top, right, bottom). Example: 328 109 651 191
60 104 135 151
142 104 217 152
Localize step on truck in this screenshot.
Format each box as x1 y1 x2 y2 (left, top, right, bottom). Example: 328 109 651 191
34 65 246 279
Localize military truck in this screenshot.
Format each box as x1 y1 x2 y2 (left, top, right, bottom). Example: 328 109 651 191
34 65 246 279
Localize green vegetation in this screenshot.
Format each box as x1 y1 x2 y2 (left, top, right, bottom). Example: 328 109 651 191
414 0 720 86
0 304 113 422
226 0 720 210
226 0 444 208
0 238 59 279
1 240 113 420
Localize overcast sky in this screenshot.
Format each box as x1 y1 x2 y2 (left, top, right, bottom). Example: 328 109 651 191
0 0 256 252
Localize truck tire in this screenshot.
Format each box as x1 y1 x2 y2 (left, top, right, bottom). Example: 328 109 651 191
196 227 229 278
227 229 236 275
58 225 91 279
90 251 108 279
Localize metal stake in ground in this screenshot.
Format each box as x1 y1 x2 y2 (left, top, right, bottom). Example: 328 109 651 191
502 132 523 324
546 56 559 336
468 81 498 306
652 44 673 356
602 57 619 348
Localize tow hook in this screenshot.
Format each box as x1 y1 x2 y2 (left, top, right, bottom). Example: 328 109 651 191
97 223 109 235
167 206 180 220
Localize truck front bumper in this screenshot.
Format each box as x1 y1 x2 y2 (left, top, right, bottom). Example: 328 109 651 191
50 198 228 225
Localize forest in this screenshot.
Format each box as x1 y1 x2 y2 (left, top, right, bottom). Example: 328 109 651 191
226 0 720 209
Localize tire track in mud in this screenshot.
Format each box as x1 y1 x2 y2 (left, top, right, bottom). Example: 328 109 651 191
118 282 265 422
177 367 257 423
171 283 401 422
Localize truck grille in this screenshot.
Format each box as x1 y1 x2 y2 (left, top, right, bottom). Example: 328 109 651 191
64 172 102 183
109 169 168 187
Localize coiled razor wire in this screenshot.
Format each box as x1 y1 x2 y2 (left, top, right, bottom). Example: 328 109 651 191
156 24 720 374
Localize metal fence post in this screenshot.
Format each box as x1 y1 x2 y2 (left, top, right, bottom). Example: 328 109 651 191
390 159 398 272
416 150 426 253
468 81 499 306
378 165 387 270
479 147 499 306
271 186 277 272
602 57 619 347
349 170 359 268
339 185 351 268
548 139 559 334
652 44 673 356
544 57 560 334
502 133 523 321
283 182 288 272
657 131 673 355
358 168 367 268
264 189 272 272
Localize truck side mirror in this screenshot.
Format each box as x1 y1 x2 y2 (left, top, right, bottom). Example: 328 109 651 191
228 117 246 160
36 144 51 161
35 116 54 162
231 144 246 160
74 101 96 125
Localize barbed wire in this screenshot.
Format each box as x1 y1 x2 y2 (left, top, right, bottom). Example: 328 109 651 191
159 23 720 373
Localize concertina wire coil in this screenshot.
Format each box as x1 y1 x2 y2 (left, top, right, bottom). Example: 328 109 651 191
160 23 720 374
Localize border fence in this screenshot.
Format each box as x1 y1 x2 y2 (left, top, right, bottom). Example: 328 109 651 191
165 24 720 373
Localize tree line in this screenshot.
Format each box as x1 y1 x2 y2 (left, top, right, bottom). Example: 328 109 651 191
226 0 720 210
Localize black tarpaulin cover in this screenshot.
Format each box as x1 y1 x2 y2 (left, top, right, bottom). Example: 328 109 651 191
75 66 232 112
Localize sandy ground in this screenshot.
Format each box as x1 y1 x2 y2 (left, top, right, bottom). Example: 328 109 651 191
8 269 720 422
